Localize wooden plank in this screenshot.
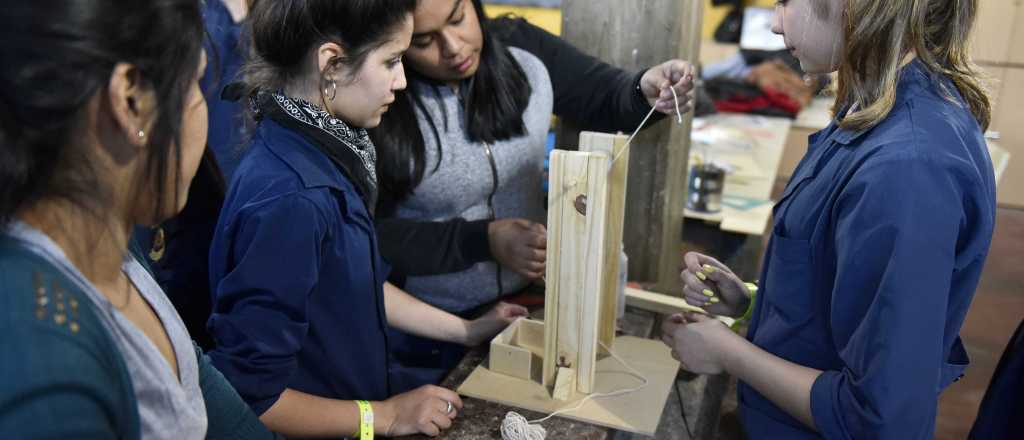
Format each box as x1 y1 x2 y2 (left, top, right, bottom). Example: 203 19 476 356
625 286 736 327
576 152 610 394
457 336 680 436
579 131 630 355
552 367 576 401
489 319 538 381
544 150 611 394
543 151 571 388
542 150 565 388
512 317 546 355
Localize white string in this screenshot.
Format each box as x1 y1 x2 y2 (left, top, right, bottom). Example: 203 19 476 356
500 341 650 440
670 85 685 124
609 85 685 168
608 106 657 167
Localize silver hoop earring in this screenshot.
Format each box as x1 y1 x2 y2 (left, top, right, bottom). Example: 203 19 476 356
325 80 338 102
137 129 145 138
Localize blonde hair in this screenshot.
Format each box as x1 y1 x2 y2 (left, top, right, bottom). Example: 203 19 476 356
834 0 991 131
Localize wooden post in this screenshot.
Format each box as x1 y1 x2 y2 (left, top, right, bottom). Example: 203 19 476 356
543 150 611 394
558 0 703 295
578 132 629 354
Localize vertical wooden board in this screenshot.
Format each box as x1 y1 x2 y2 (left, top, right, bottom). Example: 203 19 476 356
558 154 586 383
543 150 611 394
543 151 569 387
544 151 588 387
579 132 630 354
577 153 610 393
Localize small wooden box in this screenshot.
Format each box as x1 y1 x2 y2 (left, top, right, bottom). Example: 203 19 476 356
489 318 545 382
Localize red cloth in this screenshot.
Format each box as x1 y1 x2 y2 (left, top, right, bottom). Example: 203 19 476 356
714 86 802 116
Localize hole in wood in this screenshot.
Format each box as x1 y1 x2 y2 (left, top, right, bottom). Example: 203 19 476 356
574 194 588 216
558 355 572 369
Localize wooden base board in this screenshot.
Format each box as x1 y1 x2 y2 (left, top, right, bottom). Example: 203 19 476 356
457 336 680 436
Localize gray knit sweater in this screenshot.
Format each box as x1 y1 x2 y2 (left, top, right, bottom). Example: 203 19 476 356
394 48 553 312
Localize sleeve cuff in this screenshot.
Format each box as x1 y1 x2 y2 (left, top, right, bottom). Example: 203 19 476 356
249 394 283 417
458 219 493 264
810 370 850 440
631 71 667 126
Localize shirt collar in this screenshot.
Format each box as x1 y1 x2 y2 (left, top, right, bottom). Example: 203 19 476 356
832 59 931 146
258 119 347 192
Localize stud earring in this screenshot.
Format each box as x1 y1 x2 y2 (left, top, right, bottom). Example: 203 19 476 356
137 129 145 138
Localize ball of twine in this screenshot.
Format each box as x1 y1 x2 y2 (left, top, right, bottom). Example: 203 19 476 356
500 411 546 440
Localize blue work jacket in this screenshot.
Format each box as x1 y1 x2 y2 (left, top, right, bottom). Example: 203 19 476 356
208 119 392 415
740 60 997 439
201 0 246 179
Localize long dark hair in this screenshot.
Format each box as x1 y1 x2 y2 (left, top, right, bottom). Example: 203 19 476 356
241 0 417 111
369 0 533 215
0 0 205 227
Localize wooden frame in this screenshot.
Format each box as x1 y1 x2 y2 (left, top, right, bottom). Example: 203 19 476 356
456 132 681 434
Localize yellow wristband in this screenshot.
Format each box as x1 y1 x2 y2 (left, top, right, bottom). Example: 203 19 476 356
355 400 374 440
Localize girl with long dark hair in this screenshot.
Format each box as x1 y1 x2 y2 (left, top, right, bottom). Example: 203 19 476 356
0 1 271 438
370 0 698 392
206 1 527 437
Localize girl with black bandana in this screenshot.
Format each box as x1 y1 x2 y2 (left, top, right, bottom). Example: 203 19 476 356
206 1 528 437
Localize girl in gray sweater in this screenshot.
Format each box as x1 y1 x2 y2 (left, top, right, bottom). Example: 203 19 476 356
370 0 697 392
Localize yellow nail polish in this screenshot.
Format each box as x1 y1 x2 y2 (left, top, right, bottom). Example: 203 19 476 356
703 264 716 274
696 271 707 281
709 297 720 304
703 289 714 297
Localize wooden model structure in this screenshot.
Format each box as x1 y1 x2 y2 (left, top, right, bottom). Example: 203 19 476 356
457 132 681 435
542 131 631 395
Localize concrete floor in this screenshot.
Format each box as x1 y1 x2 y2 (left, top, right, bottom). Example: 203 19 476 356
704 207 1024 439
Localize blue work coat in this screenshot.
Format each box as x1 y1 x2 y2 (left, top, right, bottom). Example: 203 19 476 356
208 119 392 415
969 318 1024 438
201 0 246 179
740 60 996 439
128 0 244 350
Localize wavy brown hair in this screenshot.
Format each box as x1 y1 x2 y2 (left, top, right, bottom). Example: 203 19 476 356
834 0 991 131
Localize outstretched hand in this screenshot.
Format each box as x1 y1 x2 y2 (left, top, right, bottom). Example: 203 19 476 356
640 59 697 117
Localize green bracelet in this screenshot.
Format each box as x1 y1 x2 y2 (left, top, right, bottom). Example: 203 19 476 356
731 282 758 331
